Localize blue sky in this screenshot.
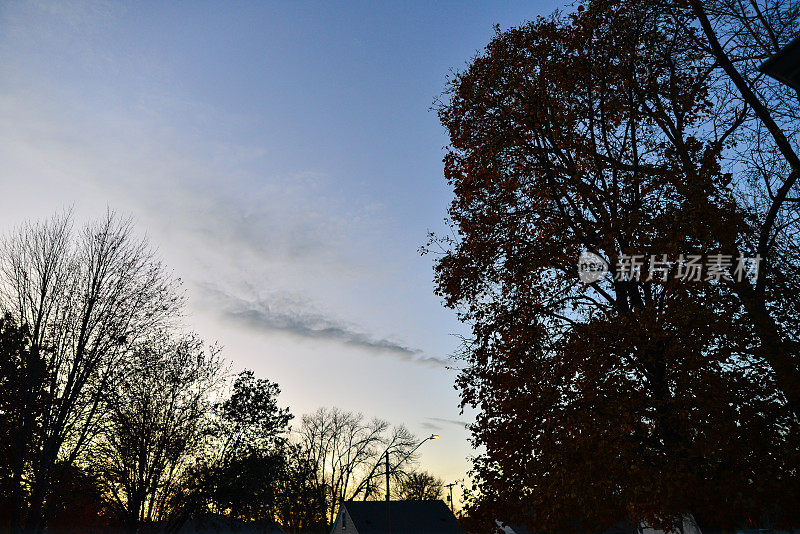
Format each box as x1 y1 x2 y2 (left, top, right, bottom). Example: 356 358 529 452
0 0 560 505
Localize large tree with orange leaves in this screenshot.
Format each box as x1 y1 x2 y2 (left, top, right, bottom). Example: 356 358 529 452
429 1 800 531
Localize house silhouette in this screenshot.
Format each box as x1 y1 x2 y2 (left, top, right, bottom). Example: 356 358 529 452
331 500 462 534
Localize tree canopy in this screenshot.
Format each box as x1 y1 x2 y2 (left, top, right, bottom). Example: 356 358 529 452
429 0 800 531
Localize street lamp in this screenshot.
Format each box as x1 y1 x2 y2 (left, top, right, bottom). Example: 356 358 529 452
760 36 800 91
385 434 439 534
385 434 439 502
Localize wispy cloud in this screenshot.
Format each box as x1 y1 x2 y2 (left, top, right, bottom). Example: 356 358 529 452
426 417 470 429
196 285 449 368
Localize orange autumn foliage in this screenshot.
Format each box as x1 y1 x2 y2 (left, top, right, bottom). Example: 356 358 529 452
428 1 800 531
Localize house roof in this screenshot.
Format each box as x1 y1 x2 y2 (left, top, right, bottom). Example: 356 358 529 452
340 500 463 534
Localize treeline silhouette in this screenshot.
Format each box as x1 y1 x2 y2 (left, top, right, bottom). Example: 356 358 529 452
0 212 443 534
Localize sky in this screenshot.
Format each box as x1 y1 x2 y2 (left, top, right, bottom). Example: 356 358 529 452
0 0 561 507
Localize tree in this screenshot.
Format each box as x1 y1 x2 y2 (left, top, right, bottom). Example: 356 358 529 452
95 333 224 534
204 370 293 523
684 0 800 425
0 211 181 533
429 0 800 531
43 462 110 534
296 407 418 525
275 443 328 534
0 314 46 530
394 470 444 501
215 370 293 461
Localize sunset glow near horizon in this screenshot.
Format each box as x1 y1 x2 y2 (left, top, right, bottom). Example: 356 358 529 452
0 0 558 506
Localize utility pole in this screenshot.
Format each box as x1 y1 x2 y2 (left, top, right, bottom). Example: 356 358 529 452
384 435 438 534
444 482 457 512
385 450 391 534
385 450 390 502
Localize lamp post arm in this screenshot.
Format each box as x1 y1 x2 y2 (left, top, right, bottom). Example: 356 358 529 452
390 436 434 479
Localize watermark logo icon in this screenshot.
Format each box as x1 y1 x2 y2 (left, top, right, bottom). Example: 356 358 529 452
577 251 609 283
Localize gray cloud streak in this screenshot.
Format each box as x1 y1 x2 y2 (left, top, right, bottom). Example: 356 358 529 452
426 417 470 429
198 285 449 368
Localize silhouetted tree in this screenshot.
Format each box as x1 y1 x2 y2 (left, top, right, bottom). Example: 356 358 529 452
0 210 447 534
204 370 292 522
0 313 46 530
297 407 418 525
95 333 224 534
429 0 800 531
215 370 293 460
44 462 111 534
0 211 181 532
394 470 444 501
684 0 800 425
275 443 328 534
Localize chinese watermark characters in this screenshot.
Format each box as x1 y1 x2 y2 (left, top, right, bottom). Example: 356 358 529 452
577 252 761 283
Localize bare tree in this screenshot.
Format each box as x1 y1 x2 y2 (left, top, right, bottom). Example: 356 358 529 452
296 407 418 525
0 211 182 533
393 470 444 501
95 332 224 534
